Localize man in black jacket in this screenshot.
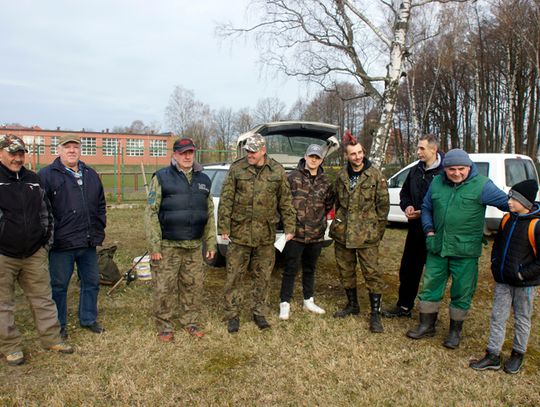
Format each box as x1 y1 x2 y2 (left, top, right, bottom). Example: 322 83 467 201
39 135 106 338
0 135 73 366
383 134 444 318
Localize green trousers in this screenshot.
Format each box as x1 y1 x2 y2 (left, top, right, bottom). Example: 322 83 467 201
418 252 479 311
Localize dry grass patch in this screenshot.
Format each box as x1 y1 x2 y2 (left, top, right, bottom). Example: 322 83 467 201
0 208 539 406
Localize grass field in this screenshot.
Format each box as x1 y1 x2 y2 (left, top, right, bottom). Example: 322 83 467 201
1 208 539 406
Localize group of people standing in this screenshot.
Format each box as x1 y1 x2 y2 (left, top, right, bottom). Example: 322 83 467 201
145 131 539 374
3 129 538 376
0 134 106 366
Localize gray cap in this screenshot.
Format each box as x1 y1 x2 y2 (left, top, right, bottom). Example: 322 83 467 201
244 133 266 153
443 149 472 167
305 144 323 158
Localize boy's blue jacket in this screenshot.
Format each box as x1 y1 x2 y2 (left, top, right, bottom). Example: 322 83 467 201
491 204 540 286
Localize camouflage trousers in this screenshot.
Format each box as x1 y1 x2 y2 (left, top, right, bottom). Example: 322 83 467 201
151 246 206 333
334 242 384 293
223 242 275 320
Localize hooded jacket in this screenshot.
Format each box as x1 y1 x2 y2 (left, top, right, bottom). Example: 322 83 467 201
287 158 335 243
491 205 540 287
39 157 106 250
0 163 52 258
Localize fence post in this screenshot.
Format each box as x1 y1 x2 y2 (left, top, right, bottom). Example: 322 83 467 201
116 147 122 204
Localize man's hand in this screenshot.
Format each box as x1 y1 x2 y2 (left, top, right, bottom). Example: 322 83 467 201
427 232 435 237
206 251 216 260
285 233 294 241
405 205 421 220
150 252 162 261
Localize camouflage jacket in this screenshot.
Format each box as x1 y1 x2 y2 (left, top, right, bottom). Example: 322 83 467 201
288 159 335 243
329 159 389 248
218 155 296 247
145 161 217 254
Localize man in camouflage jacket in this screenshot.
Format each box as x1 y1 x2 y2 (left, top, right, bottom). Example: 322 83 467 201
145 138 216 341
218 133 296 333
330 141 389 333
278 144 335 320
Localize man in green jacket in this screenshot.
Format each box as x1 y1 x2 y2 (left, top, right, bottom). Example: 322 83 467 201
330 139 389 333
218 134 296 334
406 149 508 348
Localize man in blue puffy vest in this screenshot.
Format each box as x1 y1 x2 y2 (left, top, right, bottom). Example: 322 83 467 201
145 138 216 341
406 149 508 349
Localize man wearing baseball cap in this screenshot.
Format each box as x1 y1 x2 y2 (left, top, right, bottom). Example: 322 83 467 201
278 144 335 320
145 137 216 341
39 133 107 339
218 133 296 333
407 148 509 349
0 135 73 366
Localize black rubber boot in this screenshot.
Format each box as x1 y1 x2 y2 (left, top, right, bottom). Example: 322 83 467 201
443 319 463 349
369 293 384 333
333 288 360 318
406 312 438 339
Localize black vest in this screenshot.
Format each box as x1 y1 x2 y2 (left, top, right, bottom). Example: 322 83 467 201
156 165 211 241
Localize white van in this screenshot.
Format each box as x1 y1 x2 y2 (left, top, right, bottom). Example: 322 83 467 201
387 153 539 232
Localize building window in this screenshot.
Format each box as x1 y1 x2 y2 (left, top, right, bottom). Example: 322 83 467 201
22 136 44 155
50 136 59 155
102 138 118 156
81 137 97 156
126 139 145 156
150 140 167 157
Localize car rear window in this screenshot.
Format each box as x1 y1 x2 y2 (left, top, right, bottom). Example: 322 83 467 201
505 158 537 187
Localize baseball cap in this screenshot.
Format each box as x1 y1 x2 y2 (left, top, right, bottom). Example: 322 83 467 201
0 134 28 153
305 144 323 158
58 134 81 146
173 138 196 153
244 133 266 153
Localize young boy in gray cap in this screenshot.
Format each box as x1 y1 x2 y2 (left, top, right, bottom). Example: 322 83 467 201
470 179 540 374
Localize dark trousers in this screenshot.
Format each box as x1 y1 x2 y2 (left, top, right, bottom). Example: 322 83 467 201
49 247 100 327
397 221 427 310
280 240 322 302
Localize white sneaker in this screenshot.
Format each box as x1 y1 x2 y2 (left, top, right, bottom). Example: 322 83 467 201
279 302 290 320
303 297 326 314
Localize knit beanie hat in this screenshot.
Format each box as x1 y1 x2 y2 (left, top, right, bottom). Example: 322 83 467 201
509 179 538 210
443 149 473 167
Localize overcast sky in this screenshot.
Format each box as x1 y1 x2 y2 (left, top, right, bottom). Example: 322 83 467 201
0 0 308 132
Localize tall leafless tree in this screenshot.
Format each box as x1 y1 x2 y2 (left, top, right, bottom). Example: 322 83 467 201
218 0 471 166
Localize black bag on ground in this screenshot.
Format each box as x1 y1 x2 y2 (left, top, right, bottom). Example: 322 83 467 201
97 245 121 285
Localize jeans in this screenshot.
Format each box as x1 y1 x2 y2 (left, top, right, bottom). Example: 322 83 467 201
280 240 322 302
487 283 536 354
49 247 100 327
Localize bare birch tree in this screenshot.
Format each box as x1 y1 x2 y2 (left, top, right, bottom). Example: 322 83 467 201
218 0 471 167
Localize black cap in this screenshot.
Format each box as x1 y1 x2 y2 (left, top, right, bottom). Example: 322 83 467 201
173 138 196 153
509 179 538 210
